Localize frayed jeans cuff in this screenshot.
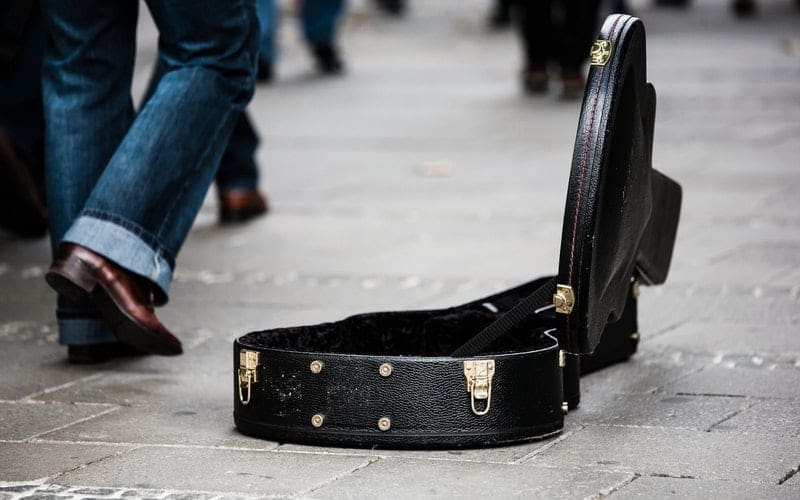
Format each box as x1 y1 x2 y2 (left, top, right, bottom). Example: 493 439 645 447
62 215 173 304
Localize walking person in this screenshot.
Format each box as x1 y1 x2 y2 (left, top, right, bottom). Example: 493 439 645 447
513 0 601 98
256 0 346 82
40 0 258 363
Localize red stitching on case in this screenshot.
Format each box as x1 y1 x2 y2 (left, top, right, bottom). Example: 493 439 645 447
565 15 625 349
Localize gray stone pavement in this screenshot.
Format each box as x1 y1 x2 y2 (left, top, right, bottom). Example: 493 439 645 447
1 0 799 498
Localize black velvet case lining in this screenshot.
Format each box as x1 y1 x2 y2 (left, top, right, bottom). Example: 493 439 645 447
239 277 557 356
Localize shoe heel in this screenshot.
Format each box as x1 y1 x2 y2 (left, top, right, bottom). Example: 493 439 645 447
635 168 682 286
45 253 98 300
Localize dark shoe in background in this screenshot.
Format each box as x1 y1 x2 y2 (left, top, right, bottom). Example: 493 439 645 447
373 0 405 16
46 243 183 356
218 188 269 223
487 0 512 30
522 67 548 94
0 130 47 238
256 60 273 83
732 0 756 16
560 70 585 100
312 45 344 75
67 342 145 364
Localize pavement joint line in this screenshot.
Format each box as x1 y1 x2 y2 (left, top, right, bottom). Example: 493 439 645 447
23 406 122 442
18 372 104 401
592 471 638 499
272 447 516 466
293 456 381 497
704 400 758 432
47 443 143 484
0 398 117 408
512 425 585 464
778 463 800 485
23 438 280 453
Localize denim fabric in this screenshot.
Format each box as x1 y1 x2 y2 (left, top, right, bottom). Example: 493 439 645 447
257 0 345 66
144 58 260 192
41 0 258 345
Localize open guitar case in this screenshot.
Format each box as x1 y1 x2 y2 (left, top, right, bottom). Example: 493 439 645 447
233 14 682 448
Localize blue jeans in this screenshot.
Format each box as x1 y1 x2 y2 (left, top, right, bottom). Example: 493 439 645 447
256 0 345 66
41 0 258 345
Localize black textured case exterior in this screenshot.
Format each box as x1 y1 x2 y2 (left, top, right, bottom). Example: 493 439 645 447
233 13 679 449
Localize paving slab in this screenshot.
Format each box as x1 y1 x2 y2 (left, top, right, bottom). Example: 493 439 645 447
309 457 634 499
0 401 116 441
0 442 134 482
55 446 373 496
571 393 749 431
38 402 277 450
527 425 798 483
643 322 800 358
664 364 800 399
609 476 800 499
710 398 800 437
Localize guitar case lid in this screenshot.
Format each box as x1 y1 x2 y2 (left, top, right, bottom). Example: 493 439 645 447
555 14 682 355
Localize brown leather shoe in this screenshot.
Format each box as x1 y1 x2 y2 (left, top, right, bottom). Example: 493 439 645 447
68 342 145 364
522 67 549 94
45 243 182 355
560 70 586 100
218 188 269 223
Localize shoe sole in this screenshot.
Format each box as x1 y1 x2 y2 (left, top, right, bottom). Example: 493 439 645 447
45 257 182 356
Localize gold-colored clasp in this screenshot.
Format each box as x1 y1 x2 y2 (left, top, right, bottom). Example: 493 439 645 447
553 284 575 314
238 350 260 405
590 40 612 66
463 360 496 416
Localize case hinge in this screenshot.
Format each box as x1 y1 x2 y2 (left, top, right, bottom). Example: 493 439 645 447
238 350 260 405
553 284 575 314
463 359 496 416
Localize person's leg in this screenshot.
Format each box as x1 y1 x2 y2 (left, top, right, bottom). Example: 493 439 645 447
41 0 139 348
557 0 600 98
0 8 47 238
146 42 264 225
256 0 278 80
301 0 346 74
215 112 268 223
59 0 258 302
513 0 552 93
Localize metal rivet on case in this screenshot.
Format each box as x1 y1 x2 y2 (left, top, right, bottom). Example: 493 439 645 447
630 332 640 341
561 402 569 415
311 413 325 428
377 417 392 431
310 360 324 374
379 363 393 377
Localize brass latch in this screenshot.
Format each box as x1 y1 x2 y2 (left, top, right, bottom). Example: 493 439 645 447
463 359 496 416
238 350 260 405
553 284 575 314
590 40 612 66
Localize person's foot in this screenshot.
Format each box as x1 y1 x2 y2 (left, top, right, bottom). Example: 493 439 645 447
67 342 145 364
312 45 344 75
522 67 548 94
732 0 756 16
373 0 405 16
0 130 47 239
257 60 273 83
45 243 183 356
487 2 512 30
560 70 585 100
218 188 269 223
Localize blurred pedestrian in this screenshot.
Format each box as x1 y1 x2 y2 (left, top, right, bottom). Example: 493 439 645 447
256 0 346 82
41 1 258 363
0 2 47 238
513 0 600 99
